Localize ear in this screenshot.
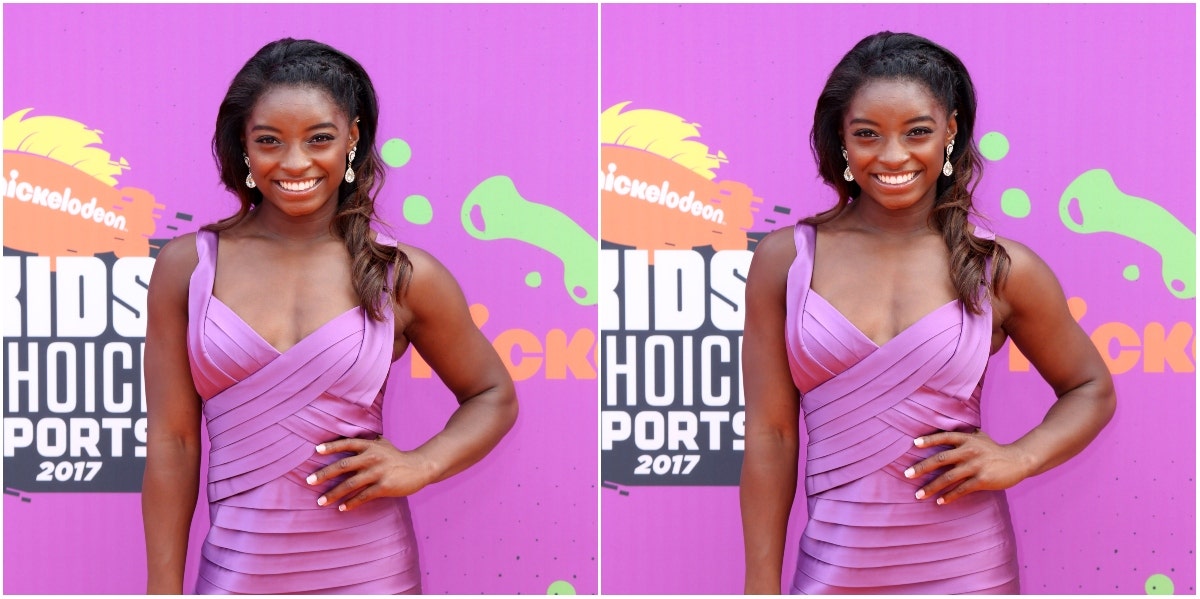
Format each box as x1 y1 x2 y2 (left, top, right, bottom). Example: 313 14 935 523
348 117 360 150
947 110 959 143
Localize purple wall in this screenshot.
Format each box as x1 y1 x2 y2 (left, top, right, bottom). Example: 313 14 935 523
600 3 1195 595
4 4 597 594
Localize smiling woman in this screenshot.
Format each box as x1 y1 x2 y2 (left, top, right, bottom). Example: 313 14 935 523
740 31 1116 594
141 38 518 595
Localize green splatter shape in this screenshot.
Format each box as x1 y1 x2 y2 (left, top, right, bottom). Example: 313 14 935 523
462 176 597 306
403 195 433 225
1123 265 1140 281
980 131 1010 161
1061 169 1195 299
547 580 576 595
1001 189 1031 218
1146 573 1174 594
525 272 542 288
381 138 412 168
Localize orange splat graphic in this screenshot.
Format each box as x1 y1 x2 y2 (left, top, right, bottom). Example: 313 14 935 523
4 151 162 268
601 145 760 260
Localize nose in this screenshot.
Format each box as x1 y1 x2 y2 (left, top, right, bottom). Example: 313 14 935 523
879 137 910 167
281 143 312 173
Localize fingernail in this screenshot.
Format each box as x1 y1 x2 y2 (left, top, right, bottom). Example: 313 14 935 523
915 489 925 500
317 496 327 506
913 438 924 447
338 504 346 512
904 468 915 478
315 444 326 453
306 474 317 485
937 497 945 505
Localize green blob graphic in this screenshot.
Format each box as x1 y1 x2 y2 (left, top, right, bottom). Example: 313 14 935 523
1123 264 1140 281
462 176 597 306
1001 189 1031 218
381 138 412 168
980 131 1010 161
525 272 542 288
1146 573 1174 594
547 580 576 595
1061 169 1195 299
403 195 433 225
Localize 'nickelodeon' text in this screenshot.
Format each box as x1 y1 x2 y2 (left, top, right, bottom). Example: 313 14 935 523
600 162 726 225
4 169 128 231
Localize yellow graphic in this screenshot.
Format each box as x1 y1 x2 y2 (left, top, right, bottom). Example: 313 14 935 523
3 109 162 268
600 102 761 260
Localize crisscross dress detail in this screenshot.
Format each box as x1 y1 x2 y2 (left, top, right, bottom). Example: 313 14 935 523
186 229 420 594
784 222 1019 594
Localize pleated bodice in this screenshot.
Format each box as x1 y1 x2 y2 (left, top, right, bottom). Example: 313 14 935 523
784 222 1020 594
186 229 420 594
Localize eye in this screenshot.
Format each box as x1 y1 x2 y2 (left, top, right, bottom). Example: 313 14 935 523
254 135 281 145
852 129 878 138
907 127 934 137
309 133 336 144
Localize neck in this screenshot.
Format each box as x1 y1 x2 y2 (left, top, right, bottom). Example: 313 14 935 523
246 201 340 244
844 194 937 237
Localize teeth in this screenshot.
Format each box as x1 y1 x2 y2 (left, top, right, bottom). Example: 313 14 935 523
875 172 916 185
278 178 319 192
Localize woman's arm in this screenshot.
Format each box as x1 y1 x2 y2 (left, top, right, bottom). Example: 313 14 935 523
907 237 1116 504
307 246 518 510
740 228 801 594
141 235 203 593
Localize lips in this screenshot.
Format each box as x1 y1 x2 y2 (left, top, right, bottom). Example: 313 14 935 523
873 171 918 186
275 178 321 192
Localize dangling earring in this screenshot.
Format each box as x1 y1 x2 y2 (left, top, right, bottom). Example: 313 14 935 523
344 147 357 184
243 154 256 189
942 140 955 177
841 147 854 182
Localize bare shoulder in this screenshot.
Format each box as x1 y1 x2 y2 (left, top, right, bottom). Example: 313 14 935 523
749 226 798 277
992 235 1069 326
150 233 200 294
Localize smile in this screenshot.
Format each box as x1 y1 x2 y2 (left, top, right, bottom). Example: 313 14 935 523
276 178 321 192
873 172 918 186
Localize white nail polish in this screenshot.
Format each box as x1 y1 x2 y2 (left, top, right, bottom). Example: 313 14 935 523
904 468 915 478
338 504 346 512
306 474 317 485
317 496 326 506
937 497 945 505
315 444 326 453
915 490 925 500
913 438 923 447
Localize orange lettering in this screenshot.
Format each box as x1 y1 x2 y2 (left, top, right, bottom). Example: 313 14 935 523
545 328 598 379
1143 322 1195 373
494 329 543 381
1091 322 1141 374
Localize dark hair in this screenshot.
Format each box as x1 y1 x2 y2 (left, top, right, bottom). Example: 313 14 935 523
808 31 1009 314
207 38 409 320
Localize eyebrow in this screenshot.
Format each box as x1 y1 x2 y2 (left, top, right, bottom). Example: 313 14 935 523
848 115 937 126
249 122 340 132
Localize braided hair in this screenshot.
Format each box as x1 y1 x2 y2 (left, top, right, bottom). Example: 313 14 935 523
807 31 1009 314
208 38 409 321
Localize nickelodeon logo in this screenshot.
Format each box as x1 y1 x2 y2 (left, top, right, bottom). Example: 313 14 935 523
600 102 760 258
2 109 162 266
1008 297 1194 374
409 304 596 382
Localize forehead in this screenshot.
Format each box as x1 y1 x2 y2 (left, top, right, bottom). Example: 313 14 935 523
248 85 347 125
845 78 946 122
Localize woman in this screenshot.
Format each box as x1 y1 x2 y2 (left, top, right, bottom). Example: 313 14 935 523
740 32 1115 594
142 38 517 594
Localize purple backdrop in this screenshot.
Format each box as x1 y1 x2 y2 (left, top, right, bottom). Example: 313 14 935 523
4 4 597 594
600 4 1195 595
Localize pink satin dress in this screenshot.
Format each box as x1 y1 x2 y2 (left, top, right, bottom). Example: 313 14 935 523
186 229 420 594
784 222 1020 594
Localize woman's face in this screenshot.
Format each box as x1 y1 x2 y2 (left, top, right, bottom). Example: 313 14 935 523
841 78 956 213
243 84 358 219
